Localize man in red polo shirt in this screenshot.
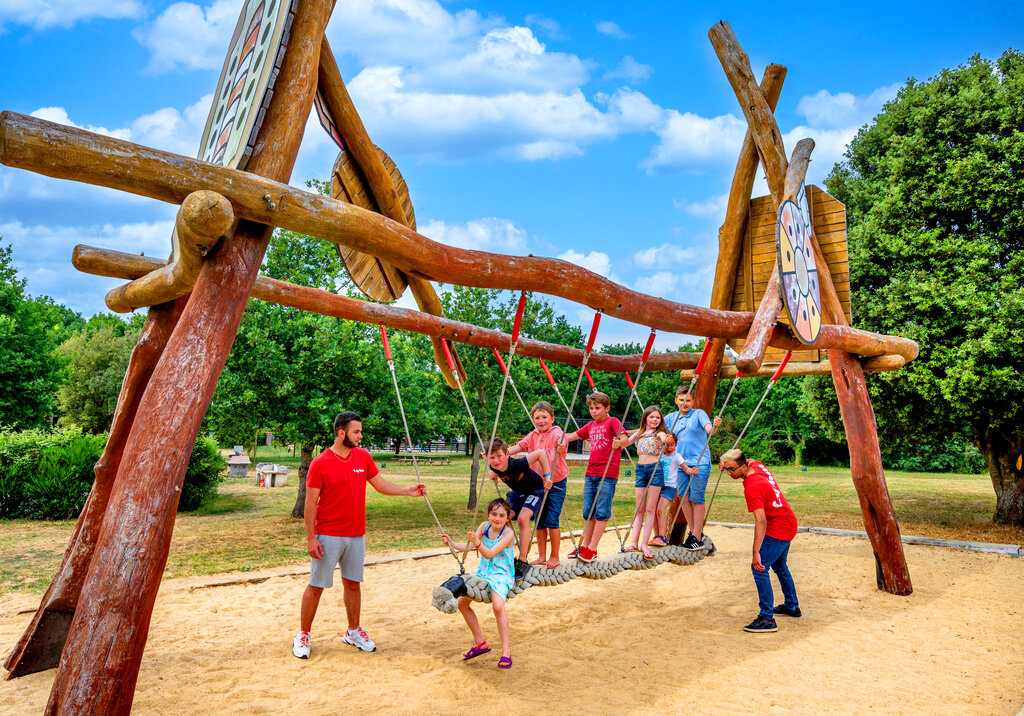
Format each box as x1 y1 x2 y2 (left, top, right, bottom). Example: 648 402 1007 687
292 412 425 659
721 448 801 633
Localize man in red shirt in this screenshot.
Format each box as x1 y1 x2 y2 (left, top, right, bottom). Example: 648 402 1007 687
721 448 801 633
292 412 426 659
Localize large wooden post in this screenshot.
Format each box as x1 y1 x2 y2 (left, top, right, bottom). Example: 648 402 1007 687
43 2 332 712
4 298 186 677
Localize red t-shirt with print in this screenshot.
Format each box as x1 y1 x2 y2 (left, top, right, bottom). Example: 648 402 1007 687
576 416 624 479
306 447 379 537
742 460 798 541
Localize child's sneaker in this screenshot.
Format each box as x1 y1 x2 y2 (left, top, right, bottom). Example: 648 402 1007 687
682 533 701 549
292 631 310 659
567 546 581 559
773 604 802 618
578 547 597 562
343 627 377 652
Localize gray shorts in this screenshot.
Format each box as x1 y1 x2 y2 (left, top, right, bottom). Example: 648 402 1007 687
309 534 365 587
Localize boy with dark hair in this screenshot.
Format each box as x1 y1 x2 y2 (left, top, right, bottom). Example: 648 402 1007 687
292 411 426 660
486 439 552 563
557 391 625 562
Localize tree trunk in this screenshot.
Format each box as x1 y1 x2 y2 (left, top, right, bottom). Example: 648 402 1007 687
290 443 315 519
980 426 1024 527
394 437 401 456
467 441 482 511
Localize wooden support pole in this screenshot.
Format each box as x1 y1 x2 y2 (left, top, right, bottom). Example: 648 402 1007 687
73 244 921 369
43 2 333 712
735 138 814 375
317 39 463 388
694 64 786 415
681 354 905 380
105 191 233 312
4 298 186 678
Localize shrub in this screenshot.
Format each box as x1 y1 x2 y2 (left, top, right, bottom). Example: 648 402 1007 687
0 429 227 519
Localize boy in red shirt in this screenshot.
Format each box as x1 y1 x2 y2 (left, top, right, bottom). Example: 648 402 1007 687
558 392 625 562
292 412 425 659
721 448 801 633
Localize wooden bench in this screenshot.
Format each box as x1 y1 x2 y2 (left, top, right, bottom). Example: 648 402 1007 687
395 455 451 466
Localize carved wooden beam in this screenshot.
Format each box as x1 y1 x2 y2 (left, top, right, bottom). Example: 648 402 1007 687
105 190 233 313
681 354 905 380
735 138 814 375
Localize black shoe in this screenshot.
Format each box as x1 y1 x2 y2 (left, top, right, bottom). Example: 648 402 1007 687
514 559 532 580
682 533 699 549
773 604 802 618
742 616 778 633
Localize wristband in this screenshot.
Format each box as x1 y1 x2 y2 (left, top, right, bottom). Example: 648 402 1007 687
543 473 552 477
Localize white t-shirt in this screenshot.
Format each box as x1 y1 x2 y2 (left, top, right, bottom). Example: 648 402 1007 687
661 452 685 489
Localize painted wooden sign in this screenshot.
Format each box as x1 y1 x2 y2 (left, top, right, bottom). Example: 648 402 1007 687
777 182 823 344
198 0 295 169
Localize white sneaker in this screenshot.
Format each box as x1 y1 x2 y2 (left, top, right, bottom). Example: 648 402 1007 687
343 627 376 652
292 631 310 659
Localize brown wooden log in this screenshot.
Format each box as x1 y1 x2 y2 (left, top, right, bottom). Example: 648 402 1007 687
44 2 333 712
73 244 920 372
0 111 750 338
735 138 814 375
105 191 233 312
318 39 464 388
708 21 788 205
680 353 905 379
695 64 786 415
4 298 186 678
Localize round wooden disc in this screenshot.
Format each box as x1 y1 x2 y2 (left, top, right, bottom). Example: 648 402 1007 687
330 147 415 303
776 192 822 344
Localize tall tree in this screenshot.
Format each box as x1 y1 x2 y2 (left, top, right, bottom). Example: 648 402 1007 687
57 324 140 433
0 240 66 429
824 50 1024 525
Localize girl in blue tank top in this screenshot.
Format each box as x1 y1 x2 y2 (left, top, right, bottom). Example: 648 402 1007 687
441 497 516 668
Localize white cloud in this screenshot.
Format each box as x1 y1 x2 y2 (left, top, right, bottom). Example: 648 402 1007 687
796 83 900 129
420 218 529 254
641 110 747 172
0 0 142 30
673 192 728 219
557 249 618 284
29 107 131 140
595 20 629 39
604 56 652 85
132 0 239 74
632 243 695 269
524 13 563 40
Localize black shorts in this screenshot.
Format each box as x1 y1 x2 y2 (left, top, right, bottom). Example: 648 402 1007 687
506 490 544 518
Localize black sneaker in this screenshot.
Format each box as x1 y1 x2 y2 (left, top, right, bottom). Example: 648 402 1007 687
514 559 532 580
682 533 699 549
742 616 778 633
773 605 802 618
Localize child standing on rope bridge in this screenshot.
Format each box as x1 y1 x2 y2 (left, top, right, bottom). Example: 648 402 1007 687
442 498 516 668
485 439 553 563
614 405 670 559
506 401 569 568
557 391 625 562
654 433 685 545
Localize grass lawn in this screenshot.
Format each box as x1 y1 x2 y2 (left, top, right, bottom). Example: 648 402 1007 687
1 449 1020 599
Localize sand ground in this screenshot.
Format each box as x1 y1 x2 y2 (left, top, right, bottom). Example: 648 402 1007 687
1 527 1022 715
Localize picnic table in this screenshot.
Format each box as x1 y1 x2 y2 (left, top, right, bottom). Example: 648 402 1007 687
396 455 451 466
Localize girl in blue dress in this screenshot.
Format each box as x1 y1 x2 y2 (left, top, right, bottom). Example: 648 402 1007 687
441 497 516 668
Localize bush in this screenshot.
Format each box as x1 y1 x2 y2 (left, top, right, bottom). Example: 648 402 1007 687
0 429 227 519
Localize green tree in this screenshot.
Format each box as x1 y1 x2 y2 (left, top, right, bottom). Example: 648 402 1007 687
824 50 1024 524
0 240 66 429
56 323 139 433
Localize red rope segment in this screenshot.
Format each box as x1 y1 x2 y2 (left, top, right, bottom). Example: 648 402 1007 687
512 291 528 342
539 357 555 385
584 367 595 390
379 323 392 362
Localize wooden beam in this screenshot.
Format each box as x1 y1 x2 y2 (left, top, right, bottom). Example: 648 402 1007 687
44 1 334 711
680 353 905 380
695 63 786 415
105 191 233 312
72 244 920 369
735 138 814 375
317 40 464 388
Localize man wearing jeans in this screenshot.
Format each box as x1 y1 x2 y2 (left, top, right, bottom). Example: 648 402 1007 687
292 411 426 659
720 448 801 633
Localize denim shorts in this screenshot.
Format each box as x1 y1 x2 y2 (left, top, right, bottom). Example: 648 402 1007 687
582 474 617 521
659 485 677 502
634 461 665 488
536 480 566 529
506 489 544 519
309 534 365 587
679 462 711 504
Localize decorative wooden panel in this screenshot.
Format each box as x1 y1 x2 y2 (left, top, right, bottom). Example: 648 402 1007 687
729 185 851 364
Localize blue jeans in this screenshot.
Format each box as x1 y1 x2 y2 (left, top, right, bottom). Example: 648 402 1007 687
536 480 566 529
753 535 799 619
582 474 616 521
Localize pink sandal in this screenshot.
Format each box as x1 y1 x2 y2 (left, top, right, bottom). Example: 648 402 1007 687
463 641 491 660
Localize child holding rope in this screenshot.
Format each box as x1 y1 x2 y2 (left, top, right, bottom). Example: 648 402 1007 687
442 498 516 668
506 401 569 567
486 439 552 563
653 433 684 546
557 392 625 562
665 386 722 548
614 405 670 559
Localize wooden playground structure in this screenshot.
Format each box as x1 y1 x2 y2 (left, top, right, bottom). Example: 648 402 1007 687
0 1 919 711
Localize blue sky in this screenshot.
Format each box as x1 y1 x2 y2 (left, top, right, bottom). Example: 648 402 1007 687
1 0 1021 350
